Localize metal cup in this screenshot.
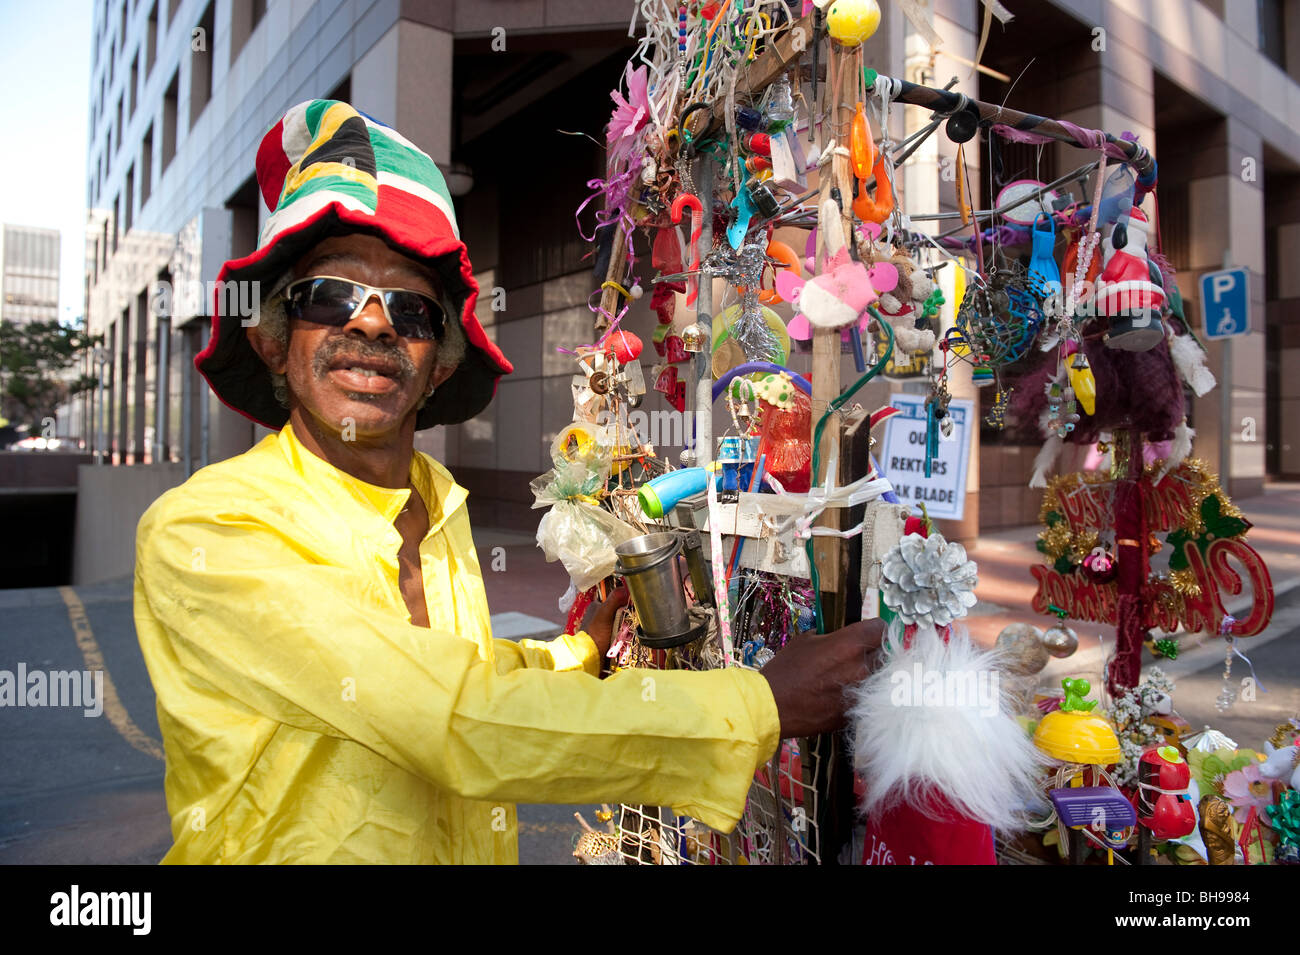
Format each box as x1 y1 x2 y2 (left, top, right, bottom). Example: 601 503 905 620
614 532 679 569
615 533 692 645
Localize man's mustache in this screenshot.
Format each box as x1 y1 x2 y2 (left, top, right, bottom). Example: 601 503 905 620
311 337 417 384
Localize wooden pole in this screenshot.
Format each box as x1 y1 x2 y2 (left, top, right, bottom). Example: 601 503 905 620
704 12 814 131
594 220 630 338
810 41 857 626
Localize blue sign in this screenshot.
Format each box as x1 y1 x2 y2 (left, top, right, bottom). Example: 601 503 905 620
1200 268 1250 339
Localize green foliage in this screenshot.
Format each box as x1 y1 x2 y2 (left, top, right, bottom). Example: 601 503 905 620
1167 495 1252 571
0 319 101 432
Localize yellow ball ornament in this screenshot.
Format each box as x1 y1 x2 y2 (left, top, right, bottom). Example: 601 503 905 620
826 0 881 46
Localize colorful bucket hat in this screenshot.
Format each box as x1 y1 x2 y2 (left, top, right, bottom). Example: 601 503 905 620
196 100 512 430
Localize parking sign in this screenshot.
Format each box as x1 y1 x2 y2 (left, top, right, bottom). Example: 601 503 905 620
1200 268 1249 339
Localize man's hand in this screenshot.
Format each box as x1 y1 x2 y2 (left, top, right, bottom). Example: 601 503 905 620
759 618 886 739
580 585 630 664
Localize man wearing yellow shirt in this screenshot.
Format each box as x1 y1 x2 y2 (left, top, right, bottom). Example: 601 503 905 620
133 100 880 864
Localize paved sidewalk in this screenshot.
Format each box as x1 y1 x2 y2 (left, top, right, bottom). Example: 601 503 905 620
474 527 571 636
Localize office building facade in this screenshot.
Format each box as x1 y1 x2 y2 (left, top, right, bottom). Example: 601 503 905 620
73 0 1300 582
2 224 61 326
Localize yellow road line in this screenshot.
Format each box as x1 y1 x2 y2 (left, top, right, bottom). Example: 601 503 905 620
58 586 164 762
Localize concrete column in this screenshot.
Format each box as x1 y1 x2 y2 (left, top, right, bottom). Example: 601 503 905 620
1265 173 1300 476
1185 118 1267 498
920 1 981 544
353 18 454 163
355 18 455 464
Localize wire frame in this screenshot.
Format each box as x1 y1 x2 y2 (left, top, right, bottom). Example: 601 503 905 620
595 572 828 865
954 264 1046 367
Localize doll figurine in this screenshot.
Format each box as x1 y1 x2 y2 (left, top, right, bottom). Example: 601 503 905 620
1094 205 1166 351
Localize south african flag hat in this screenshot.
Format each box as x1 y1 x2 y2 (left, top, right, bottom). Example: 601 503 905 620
196 100 512 430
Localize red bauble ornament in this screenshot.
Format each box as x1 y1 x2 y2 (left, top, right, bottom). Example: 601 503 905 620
607 330 642 363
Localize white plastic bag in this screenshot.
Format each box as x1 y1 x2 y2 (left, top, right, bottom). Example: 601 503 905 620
536 501 639 592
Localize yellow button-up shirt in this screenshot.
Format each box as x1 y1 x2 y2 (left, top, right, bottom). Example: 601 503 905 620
133 422 780 864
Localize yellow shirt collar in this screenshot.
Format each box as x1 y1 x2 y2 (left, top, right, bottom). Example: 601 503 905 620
275 421 467 534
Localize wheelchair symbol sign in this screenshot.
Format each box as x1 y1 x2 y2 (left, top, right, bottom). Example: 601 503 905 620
1200 268 1249 339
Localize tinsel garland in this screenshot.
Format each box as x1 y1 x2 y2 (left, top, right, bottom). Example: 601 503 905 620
1036 458 1249 579
1266 791 1300 850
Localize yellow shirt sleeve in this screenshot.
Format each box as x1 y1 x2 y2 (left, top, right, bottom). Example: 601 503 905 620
136 493 779 833
492 631 602 676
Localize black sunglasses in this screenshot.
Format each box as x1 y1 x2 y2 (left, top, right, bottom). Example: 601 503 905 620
282 276 447 341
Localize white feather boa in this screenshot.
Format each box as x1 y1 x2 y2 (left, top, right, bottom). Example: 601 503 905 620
1030 436 1063 489
1030 404 1064 488
1169 331 1216 397
848 620 1048 834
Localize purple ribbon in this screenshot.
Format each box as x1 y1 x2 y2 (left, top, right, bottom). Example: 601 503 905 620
574 167 638 268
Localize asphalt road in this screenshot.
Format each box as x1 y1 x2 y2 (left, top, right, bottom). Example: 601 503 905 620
1 572 1296 866
0 575 587 865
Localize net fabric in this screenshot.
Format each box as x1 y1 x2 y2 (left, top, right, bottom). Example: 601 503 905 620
598 573 827 865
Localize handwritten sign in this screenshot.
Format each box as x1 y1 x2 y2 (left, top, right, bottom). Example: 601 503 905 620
880 394 973 521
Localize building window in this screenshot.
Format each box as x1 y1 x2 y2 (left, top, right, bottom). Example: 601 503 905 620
141 125 153 207
327 74 351 103
230 0 267 64
1259 0 1287 69
189 2 215 127
145 1 157 76
129 53 138 118
226 174 260 259
117 305 129 462
124 165 134 234
162 70 178 171
155 267 173 462
119 1 127 53
115 94 123 155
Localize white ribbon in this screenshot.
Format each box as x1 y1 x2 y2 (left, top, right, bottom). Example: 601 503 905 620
894 0 945 50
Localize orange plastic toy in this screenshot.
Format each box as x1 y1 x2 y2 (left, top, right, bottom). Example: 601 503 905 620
852 156 894 224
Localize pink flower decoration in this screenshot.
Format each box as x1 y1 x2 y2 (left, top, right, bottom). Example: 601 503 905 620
607 65 650 167
1222 763 1274 825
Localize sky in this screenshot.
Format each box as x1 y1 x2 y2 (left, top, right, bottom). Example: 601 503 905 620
0 0 92 324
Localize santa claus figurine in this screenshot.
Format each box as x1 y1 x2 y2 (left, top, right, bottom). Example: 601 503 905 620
1094 205 1167 351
